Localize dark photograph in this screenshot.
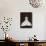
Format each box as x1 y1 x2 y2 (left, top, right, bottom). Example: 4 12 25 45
20 12 32 28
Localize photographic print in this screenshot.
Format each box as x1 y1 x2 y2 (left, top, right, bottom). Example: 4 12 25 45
20 12 32 28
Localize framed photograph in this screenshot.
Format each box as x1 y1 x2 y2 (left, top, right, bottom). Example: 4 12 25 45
20 12 32 28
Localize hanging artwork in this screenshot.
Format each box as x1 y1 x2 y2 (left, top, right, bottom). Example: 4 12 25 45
29 0 44 8
20 12 32 28
0 17 12 39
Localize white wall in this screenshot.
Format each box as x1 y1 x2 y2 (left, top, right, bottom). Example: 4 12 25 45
0 0 46 40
